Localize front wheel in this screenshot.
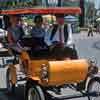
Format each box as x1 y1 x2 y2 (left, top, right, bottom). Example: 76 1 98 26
26 84 46 100
87 77 100 100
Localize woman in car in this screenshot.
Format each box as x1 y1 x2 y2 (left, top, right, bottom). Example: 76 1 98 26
7 15 24 54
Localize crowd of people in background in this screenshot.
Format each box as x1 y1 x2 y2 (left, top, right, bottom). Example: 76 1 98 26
87 23 100 37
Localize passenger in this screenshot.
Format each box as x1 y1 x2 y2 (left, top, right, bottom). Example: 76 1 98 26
45 14 68 49
31 15 49 57
31 15 47 49
46 14 74 48
7 15 24 54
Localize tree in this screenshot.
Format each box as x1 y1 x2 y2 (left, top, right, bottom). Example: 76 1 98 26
86 1 96 24
0 0 35 9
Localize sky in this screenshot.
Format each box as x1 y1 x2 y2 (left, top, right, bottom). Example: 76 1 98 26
86 0 100 9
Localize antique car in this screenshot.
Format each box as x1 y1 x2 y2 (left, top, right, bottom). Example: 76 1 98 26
0 3 100 100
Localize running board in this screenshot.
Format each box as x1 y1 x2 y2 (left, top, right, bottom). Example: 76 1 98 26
51 92 100 100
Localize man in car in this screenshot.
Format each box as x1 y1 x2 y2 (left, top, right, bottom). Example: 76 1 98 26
31 15 47 48
31 15 49 57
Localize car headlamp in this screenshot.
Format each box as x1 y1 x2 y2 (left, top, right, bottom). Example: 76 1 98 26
88 57 97 66
40 64 48 82
87 58 98 75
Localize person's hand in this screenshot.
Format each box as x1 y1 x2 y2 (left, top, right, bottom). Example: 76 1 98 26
49 44 55 51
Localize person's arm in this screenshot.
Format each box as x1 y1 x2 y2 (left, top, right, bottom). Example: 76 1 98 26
44 29 52 46
7 30 14 44
44 29 57 51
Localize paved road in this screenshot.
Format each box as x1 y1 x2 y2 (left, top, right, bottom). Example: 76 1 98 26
74 31 100 66
0 31 100 100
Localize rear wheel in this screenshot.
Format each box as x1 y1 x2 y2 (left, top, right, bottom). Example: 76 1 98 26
87 77 100 100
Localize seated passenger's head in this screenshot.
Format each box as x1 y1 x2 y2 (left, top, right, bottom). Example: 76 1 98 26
34 15 43 27
9 15 20 26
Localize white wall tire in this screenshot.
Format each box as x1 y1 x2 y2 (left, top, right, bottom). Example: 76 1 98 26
87 77 100 100
27 84 46 100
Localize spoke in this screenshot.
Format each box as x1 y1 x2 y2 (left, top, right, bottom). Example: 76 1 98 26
28 87 40 100
89 81 100 100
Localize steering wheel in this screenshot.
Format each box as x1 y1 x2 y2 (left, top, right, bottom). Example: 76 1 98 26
52 41 65 48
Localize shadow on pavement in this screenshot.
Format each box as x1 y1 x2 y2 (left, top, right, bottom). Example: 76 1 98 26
0 86 24 100
93 40 100 50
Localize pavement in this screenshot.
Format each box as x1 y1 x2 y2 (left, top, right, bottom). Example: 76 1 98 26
73 31 100 66
0 68 7 88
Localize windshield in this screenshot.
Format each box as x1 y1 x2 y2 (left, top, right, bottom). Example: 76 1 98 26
0 0 80 10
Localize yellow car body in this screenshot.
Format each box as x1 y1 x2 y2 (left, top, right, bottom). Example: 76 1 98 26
18 50 89 86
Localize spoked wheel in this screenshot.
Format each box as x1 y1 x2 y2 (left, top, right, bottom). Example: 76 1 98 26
87 77 100 100
6 69 15 93
27 84 46 100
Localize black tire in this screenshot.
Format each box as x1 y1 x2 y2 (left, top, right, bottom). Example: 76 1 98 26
26 83 46 100
65 47 78 59
87 77 100 100
6 69 15 93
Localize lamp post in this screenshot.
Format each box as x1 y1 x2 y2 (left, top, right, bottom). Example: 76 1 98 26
79 0 85 27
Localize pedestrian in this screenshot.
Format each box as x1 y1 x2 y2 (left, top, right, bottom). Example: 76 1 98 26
45 14 78 59
45 14 69 49
88 24 94 37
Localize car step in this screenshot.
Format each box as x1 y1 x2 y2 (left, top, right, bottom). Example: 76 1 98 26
48 91 100 100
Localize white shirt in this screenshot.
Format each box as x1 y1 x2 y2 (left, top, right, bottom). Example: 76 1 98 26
45 23 74 47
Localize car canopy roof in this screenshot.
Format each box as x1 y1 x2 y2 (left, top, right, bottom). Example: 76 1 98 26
0 7 81 15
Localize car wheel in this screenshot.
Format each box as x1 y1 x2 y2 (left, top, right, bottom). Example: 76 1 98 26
87 77 100 100
26 83 46 100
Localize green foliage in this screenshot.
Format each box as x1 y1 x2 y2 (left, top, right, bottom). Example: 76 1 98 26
0 1 34 10
0 0 80 10
24 18 33 26
63 0 79 7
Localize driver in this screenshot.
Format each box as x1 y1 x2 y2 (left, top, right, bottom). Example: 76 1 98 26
7 15 24 54
31 15 47 49
31 15 49 57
